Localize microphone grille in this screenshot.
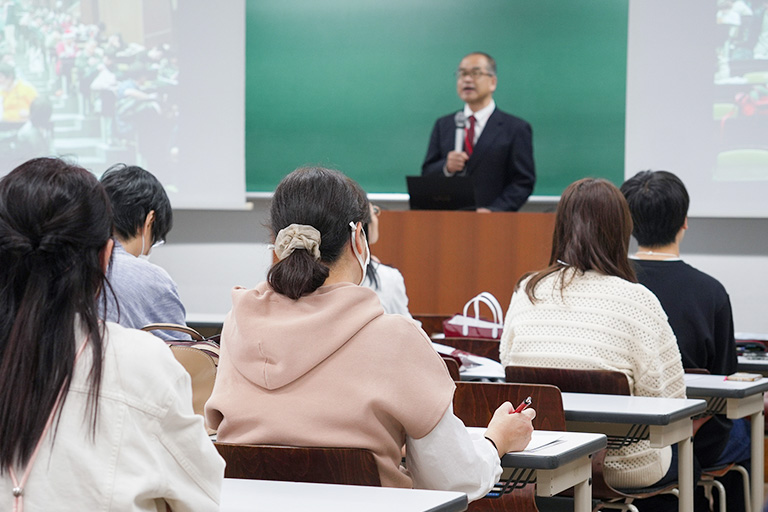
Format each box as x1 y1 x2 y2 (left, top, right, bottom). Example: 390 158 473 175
454 112 466 128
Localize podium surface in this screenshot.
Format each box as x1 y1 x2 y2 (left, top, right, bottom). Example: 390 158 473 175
375 211 555 316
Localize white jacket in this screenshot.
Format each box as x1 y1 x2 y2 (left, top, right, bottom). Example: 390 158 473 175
0 322 225 511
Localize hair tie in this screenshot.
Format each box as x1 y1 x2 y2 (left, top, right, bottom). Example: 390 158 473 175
273 224 321 261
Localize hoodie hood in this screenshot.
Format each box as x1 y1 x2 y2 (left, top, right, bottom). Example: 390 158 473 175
224 282 383 390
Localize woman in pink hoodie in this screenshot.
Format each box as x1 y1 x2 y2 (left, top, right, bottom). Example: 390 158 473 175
206 166 535 501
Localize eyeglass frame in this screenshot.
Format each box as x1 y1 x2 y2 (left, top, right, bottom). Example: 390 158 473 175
454 68 495 80
371 205 381 216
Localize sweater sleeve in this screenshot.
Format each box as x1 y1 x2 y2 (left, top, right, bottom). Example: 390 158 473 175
712 294 738 376
631 291 686 399
499 291 519 367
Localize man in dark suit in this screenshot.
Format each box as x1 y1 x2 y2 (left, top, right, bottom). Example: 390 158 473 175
421 52 535 212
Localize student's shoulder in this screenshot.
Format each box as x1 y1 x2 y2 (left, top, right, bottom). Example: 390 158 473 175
678 260 729 294
583 271 666 310
365 309 431 348
102 322 188 405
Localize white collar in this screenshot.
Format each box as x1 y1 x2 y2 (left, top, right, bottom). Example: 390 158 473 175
464 99 495 126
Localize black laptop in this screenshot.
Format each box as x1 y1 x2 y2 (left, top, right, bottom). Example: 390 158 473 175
406 175 476 210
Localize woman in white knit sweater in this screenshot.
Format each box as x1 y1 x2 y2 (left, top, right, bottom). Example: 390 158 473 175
500 178 686 490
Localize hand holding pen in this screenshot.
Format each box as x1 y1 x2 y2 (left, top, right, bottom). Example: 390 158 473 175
510 396 532 414
484 397 536 457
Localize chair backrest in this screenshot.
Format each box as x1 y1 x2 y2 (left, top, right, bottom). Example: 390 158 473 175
453 382 565 431
413 314 451 337
441 336 501 362
213 443 381 486
505 365 631 396
440 355 461 381
169 345 217 417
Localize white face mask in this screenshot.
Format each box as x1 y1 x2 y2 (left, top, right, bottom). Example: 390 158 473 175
349 221 370 286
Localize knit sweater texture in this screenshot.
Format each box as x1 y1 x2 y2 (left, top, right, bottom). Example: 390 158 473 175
500 269 685 489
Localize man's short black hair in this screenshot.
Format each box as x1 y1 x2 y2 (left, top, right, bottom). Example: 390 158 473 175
620 170 689 247
100 164 172 244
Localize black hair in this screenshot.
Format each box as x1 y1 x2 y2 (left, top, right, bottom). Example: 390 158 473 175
620 170 689 247
0 157 112 472
268 167 369 300
100 164 173 245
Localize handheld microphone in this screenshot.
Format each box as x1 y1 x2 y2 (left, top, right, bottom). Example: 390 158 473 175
454 112 466 153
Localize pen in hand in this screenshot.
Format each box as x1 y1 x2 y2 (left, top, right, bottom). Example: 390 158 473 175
510 396 532 414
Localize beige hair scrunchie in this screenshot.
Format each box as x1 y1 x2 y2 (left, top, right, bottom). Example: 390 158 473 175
273 224 321 261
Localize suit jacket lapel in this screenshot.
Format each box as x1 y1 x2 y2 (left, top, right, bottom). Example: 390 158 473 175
466 108 503 175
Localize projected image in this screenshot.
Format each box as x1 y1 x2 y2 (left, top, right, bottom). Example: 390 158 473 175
0 0 178 182
714 0 768 181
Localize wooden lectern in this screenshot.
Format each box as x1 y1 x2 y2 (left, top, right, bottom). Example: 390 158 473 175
374 211 555 316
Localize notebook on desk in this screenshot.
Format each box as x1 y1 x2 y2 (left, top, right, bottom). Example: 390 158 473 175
406 175 476 210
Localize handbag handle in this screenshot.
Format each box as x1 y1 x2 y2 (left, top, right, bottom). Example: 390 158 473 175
476 292 504 323
141 323 205 341
461 292 504 338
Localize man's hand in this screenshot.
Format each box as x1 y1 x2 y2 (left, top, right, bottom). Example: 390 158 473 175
445 150 469 174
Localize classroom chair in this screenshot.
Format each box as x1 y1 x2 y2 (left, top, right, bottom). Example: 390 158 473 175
440 354 461 381
440 337 501 363
453 381 567 511
213 443 381 486
504 365 680 512
412 313 452 338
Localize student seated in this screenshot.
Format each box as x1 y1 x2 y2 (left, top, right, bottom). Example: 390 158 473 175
0 157 224 510
363 202 412 317
100 164 188 339
205 166 535 501
499 178 686 491
622 170 749 511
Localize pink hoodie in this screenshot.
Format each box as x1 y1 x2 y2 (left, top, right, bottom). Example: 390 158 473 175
205 281 454 487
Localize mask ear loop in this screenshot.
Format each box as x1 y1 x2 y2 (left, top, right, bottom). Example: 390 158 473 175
349 222 370 286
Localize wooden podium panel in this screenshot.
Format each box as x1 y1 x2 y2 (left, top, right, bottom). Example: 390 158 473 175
374 211 555 316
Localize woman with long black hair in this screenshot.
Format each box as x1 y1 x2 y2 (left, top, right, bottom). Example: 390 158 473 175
0 158 223 511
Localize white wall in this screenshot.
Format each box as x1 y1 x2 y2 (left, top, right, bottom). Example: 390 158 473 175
152 198 768 334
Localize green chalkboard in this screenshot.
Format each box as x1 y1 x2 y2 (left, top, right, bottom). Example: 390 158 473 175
245 0 628 196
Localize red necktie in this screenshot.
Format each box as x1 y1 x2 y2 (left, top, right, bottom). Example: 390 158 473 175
465 115 476 156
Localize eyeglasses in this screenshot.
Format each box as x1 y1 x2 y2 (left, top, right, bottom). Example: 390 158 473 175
371 205 381 216
455 68 494 80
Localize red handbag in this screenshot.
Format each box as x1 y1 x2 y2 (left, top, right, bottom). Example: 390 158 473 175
442 292 504 340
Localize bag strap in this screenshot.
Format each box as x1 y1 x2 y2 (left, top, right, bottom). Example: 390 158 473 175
461 292 504 338
477 292 504 323
141 323 204 341
9 338 89 512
